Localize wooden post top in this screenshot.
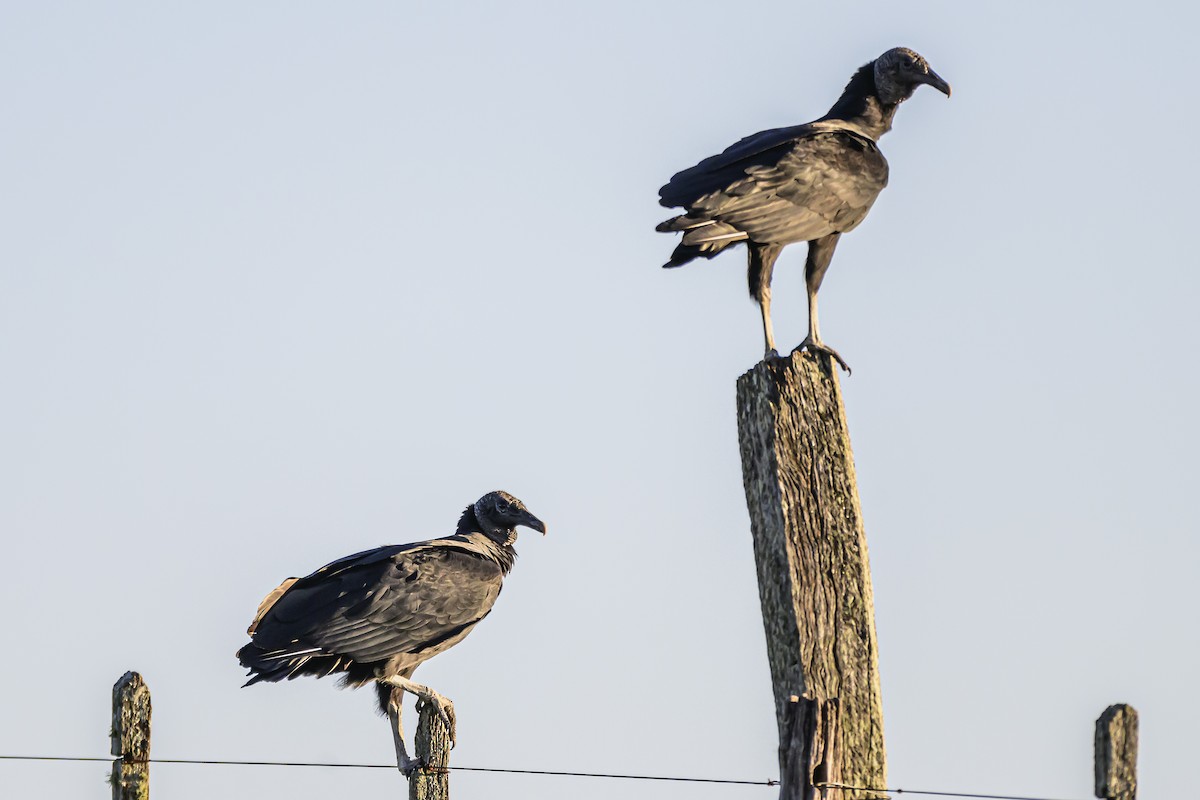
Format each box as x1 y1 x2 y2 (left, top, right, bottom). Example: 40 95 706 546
1095 704 1138 800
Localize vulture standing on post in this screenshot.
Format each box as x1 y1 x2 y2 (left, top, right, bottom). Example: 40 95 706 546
657 47 951 372
236 490 546 777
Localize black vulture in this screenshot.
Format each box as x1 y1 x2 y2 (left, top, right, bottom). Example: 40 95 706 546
657 47 950 372
236 490 546 776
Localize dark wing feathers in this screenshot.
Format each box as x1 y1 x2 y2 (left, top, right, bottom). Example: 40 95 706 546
659 124 813 209
659 127 889 258
239 542 504 681
307 542 417 580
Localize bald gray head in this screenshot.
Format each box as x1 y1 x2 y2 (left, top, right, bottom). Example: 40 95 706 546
472 490 546 541
873 47 952 105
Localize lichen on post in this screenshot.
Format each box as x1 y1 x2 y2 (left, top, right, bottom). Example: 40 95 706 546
409 699 453 800
736 351 886 796
1095 704 1138 800
111 671 151 800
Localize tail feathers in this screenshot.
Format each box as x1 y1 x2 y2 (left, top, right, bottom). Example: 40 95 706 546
656 214 701 233
237 642 366 687
663 239 740 268
658 215 746 267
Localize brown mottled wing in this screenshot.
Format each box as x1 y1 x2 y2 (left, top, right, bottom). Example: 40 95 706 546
667 129 889 246
246 542 504 665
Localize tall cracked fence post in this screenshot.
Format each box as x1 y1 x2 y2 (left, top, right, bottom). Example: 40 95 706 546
111 671 151 800
409 699 452 800
1095 704 1138 800
736 351 886 799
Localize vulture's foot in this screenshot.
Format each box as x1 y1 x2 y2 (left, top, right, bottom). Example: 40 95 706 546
382 675 459 749
397 754 424 779
796 338 851 375
416 692 458 748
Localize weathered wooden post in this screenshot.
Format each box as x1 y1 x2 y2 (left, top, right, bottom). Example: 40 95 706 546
778 695 841 799
736 351 886 799
1095 704 1138 800
111 671 151 800
409 699 453 800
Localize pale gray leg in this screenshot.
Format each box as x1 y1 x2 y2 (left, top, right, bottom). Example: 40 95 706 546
749 242 783 360
387 686 420 777
806 284 820 347
797 287 850 373
760 286 779 359
796 234 850 373
381 675 457 747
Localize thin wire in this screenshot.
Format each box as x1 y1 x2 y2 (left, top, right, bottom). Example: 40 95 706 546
451 765 775 785
0 754 775 786
819 782 1087 800
154 758 778 785
0 755 1093 798
0 755 110 763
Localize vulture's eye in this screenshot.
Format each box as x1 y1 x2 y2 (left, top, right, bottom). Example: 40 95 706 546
497 501 512 513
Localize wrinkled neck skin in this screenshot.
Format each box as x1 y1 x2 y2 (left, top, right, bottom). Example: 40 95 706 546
468 530 518 573
454 505 518 569
836 94 898 140
818 64 901 141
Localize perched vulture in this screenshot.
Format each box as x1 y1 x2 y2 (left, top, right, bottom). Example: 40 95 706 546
657 46 950 372
236 490 546 776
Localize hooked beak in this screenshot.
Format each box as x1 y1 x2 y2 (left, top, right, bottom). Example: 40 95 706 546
519 510 547 536
922 69 951 97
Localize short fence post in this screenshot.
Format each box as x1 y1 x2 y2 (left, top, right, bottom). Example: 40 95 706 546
111 671 151 800
1095 704 1138 800
409 699 452 800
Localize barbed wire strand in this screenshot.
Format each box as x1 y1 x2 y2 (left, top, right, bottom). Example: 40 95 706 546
0 754 1090 799
0 755 773 786
818 782 1086 800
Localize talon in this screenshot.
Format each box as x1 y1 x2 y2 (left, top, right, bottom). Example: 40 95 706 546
416 693 457 746
432 695 456 727
796 338 851 374
398 755 424 778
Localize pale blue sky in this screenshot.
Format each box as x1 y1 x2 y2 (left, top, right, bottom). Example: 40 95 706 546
2 2 1197 799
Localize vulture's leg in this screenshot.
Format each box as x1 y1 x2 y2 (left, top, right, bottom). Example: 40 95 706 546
386 686 420 777
760 286 777 358
381 675 458 748
797 233 850 374
748 242 784 359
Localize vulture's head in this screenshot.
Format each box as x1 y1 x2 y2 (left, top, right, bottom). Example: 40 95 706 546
873 47 951 105
473 491 547 540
